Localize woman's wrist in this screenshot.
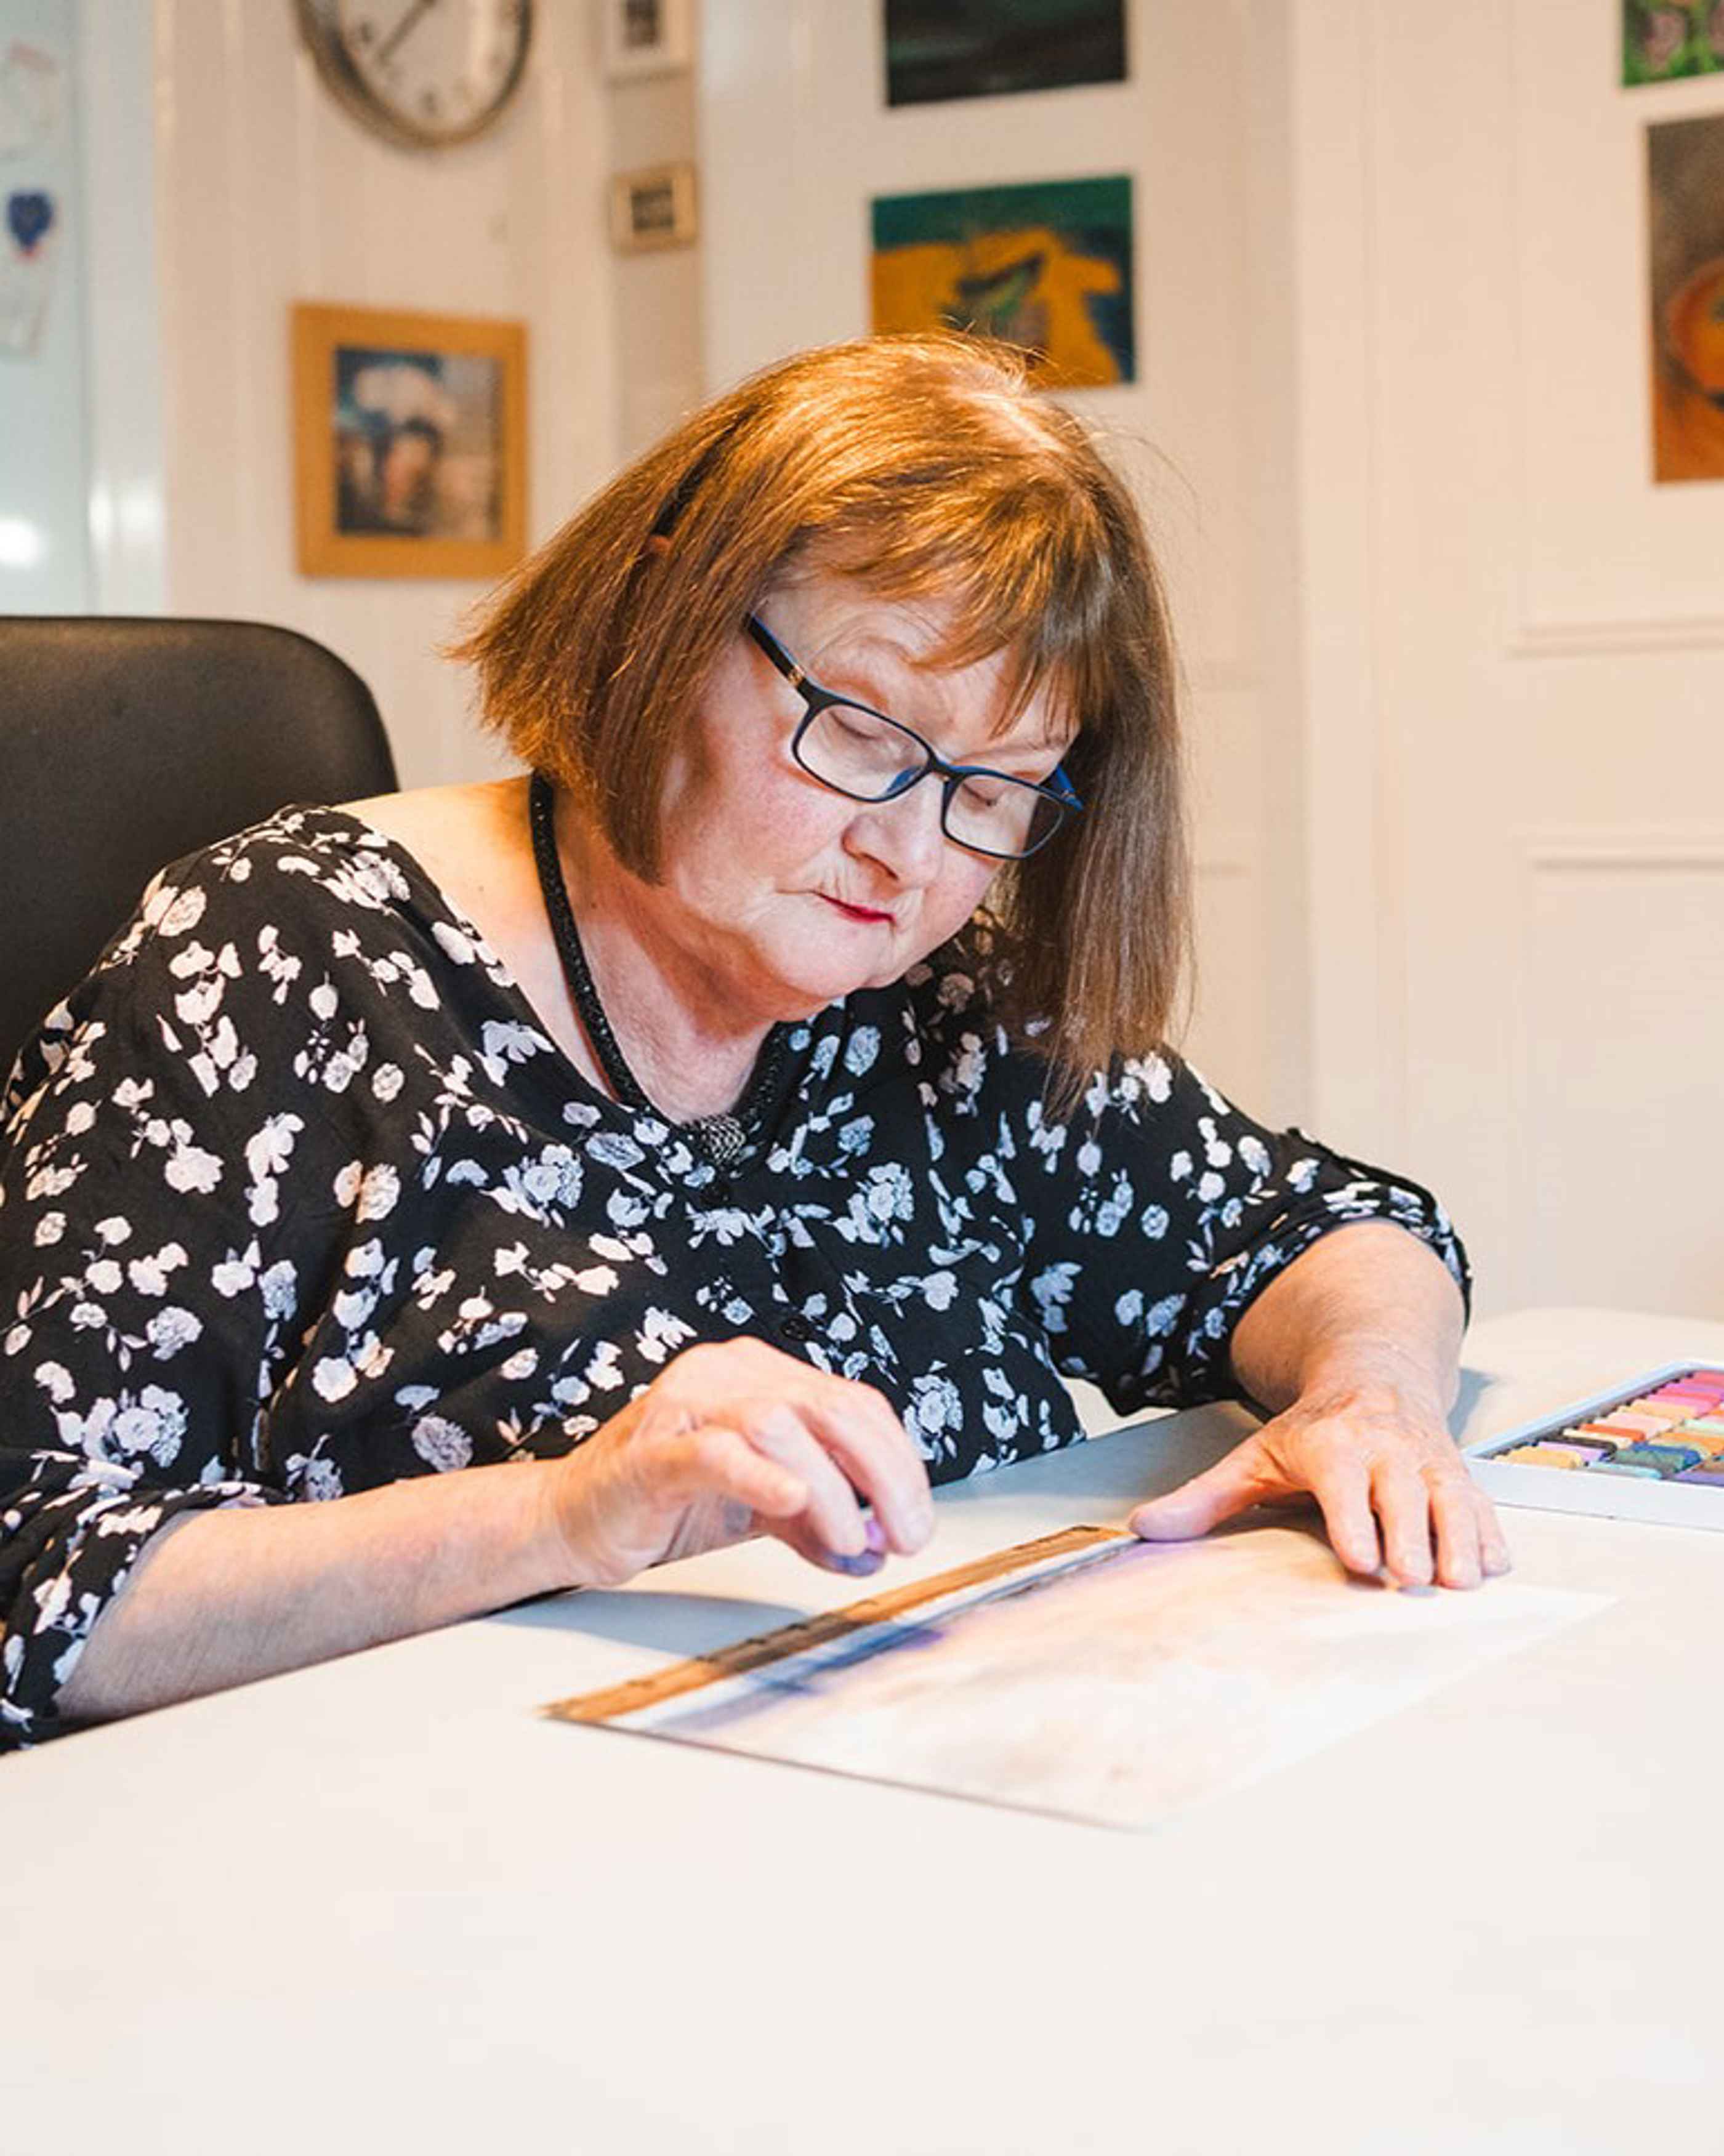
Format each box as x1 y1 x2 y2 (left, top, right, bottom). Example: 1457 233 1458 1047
1289 1335 1457 1426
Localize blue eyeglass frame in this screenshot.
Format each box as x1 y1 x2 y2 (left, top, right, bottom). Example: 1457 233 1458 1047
743 614 1084 861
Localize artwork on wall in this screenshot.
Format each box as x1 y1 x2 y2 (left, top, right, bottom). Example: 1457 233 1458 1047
1 185 55 356
291 302 527 578
1646 115 1724 483
610 161 698 252
884 0 1126 107
602 0 691 81
871 174 1134 388
1622 1 1724 83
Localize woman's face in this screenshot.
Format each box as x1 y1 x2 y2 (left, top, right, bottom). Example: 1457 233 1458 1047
652 567 1074 1024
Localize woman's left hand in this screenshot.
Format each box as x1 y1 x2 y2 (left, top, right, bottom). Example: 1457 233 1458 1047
1126 1375 1512 1589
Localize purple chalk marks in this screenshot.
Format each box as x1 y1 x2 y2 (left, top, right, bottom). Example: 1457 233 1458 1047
6 189 54 256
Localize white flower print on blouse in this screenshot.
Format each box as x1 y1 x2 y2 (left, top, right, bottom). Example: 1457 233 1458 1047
0 806 1468 1750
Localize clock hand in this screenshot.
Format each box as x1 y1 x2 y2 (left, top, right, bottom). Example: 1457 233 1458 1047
376 0 440 67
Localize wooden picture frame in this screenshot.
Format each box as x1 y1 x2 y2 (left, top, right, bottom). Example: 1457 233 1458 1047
291 301 528 581
602 0 692 81
609 161 698 253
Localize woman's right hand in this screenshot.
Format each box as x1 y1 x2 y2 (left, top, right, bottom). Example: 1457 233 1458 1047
543 1338 935 1589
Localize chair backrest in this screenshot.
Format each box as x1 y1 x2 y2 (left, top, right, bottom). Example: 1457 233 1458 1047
0 616 398 1079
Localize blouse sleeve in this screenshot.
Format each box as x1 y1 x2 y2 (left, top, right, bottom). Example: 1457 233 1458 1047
0 870 307 1752
1014 1049 1471 1418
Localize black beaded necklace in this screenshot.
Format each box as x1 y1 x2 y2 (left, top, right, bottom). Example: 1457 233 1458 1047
527 771 792 1170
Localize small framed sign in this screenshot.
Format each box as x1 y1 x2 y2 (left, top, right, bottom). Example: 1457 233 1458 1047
610 161 698 253
602 0 691 81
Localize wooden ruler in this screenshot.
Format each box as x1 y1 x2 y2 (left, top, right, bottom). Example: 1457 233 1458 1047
544 1522 1129 1726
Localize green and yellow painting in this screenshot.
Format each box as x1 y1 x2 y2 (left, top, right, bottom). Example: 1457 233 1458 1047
870 175 1135 389
1624 1 1724 83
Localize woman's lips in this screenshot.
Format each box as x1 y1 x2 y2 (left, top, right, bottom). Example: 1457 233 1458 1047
818 893 895 924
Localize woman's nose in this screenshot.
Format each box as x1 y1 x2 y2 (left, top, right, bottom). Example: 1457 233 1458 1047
846 774 948 883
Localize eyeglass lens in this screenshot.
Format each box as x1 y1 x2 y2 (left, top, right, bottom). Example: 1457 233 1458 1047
796 703 1063 857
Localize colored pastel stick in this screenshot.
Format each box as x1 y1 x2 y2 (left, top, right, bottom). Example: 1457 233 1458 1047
1609 1442 1702 1476
1676 1415 1724 1438
1675 1462 1724 1485
1495 1443 1583 1469
1577 1422 1653 1441
1546 1439 1615 1463
1590 1462 1662 1479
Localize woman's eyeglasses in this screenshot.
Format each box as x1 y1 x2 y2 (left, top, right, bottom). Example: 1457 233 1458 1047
745 615 1083 862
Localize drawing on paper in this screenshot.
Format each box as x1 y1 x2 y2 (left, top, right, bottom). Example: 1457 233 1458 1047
547 1524 1604 1832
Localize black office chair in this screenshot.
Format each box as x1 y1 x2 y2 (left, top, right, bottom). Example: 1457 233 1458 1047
0 617 398 1078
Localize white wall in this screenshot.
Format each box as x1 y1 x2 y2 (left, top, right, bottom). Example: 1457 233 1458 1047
699 0 1724 1322
699 0 1292 1120
142 0 616 790
79 0 165 614
1282 0 1724 1320
0 0 92 611
607 28 703 460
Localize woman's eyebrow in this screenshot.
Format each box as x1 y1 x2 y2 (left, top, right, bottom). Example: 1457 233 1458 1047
820 642 1070 762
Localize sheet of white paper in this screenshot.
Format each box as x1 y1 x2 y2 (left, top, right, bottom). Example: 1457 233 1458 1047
606 1529 1606 1831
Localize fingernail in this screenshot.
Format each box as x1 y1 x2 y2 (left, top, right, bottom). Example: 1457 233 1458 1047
831 1548 885 1578
864 1516 888 1556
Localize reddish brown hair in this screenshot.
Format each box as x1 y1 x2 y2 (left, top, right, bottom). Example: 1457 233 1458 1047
451 334 1189 1113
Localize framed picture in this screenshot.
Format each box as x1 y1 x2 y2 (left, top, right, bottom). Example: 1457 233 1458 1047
871 175 1135 388
884 0 1127 107
602 0 691 81
610 161 698 252
1623 1 1723 84
1647 115 1724 482
291 302 527 580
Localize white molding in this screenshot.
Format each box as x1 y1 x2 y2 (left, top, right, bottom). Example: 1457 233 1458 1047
1509 832 1724 1309
1518 828 1724 869
1192 851 1252 878
1506 613 1724 660
1500 0 1724 667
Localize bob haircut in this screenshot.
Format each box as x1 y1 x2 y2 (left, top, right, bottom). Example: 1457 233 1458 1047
451 334 1189 1116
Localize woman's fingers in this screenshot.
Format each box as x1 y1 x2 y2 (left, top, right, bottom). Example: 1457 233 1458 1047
656 1420 808 1522
1475 1487 1513 1576
1426 1471 1484 1589
1303 1450 1384 1579
731 1396 876 1559
792 1377 934 1556
773 1510 890 1579
1127 1439 1283 1542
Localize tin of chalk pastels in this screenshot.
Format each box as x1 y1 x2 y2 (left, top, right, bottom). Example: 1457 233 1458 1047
1464 1362 1724 1531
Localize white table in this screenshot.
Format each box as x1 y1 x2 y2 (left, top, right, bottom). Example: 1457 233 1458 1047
5 1308 1720 2155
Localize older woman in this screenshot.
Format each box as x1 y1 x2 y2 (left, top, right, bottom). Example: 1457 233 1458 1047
0 336 1502 1750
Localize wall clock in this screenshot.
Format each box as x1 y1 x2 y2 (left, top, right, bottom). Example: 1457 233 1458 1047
296 0 533 151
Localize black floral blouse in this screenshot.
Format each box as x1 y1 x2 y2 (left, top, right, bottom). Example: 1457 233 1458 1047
0 806 1468 1749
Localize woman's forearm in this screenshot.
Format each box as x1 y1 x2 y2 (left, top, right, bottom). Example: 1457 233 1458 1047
1226 1220 1466 1419
55 1456 576 1726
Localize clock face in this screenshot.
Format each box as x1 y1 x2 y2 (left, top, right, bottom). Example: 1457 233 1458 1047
299 0 532 150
